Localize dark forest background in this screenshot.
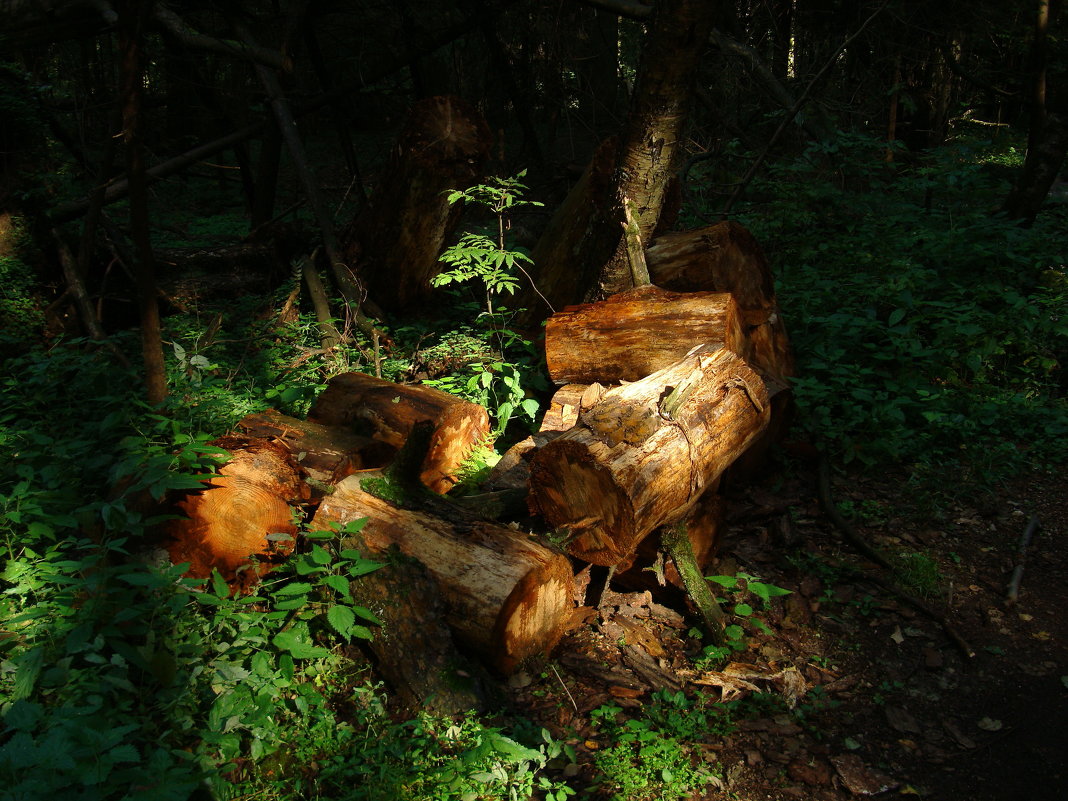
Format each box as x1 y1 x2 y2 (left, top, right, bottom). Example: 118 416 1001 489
1 1 1066 799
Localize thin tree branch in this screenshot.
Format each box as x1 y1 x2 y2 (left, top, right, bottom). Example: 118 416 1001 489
720 2 888 218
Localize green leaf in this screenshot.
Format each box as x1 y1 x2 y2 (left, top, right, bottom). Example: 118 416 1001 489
274 581 314 596
353 606 383 625
211 569 229 599
888 308 906 326
311 544 332 565
326 605 356 642
706 575 738 589
320 574 351 597
734 603 754 617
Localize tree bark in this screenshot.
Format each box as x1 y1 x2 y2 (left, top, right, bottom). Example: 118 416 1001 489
343 539 486 715
529 345 770 566
593 0 716 297
344 96 492 311
544 285 747 385
166 437 310 592
514 136 620 325
307 372 490 494
313 473 573 674
645 222 795 384
118 0 167 405
236 409 396 485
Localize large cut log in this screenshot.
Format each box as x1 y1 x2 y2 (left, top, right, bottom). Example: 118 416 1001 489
237 409 395 485
528 345 769 566
343 95 492 311
313 474 573 674
166 436 310 590
307 371 490 494
544 285 747 385
343 536 485 716
645 222 794 383
614 483 724 593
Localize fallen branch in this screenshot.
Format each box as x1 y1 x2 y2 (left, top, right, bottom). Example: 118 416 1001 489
816 457 975 659
1005 515 1041 606
846 566 976 660
817 456 893 569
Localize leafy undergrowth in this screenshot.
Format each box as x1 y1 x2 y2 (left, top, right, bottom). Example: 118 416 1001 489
1 132 1066 799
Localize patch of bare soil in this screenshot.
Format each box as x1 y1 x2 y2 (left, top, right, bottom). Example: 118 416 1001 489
509 465 1068 800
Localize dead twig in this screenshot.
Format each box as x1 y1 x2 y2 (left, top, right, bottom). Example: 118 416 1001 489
1005 515 1041 606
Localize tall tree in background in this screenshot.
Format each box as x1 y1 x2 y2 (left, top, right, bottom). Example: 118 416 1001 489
118 0 167 405
1005 0 1067 226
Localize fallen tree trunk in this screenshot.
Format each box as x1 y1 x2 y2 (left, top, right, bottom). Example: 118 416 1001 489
307 371 490 494
344 539 486 715
645 221 794 383
166 436 310 591
312 473 573 674
529 345 769 566
544 285 748 385
237 409 396 485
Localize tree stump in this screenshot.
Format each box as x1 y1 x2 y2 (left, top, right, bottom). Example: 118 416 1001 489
165 436 309 591
312 474 573 674
528 345 769 566
544 285 747 385
343 95 492 311
307 371 490 494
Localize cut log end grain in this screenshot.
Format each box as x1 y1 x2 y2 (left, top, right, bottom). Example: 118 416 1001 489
166 436 309 591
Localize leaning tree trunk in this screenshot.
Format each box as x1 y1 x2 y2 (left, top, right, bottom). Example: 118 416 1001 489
592 0 715 298
518 0 714 321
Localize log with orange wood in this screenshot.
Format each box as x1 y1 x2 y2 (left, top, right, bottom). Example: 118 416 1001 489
528 344 770 566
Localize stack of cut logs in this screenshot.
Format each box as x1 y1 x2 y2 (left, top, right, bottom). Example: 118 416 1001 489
164 221 793 681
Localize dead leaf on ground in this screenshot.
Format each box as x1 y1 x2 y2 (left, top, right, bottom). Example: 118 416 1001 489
691 662 808 706
884 705 922 734
831 753 900 796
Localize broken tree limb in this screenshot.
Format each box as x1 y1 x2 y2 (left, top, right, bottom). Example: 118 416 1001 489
529 345 770 566
817 456 893 570
312 473 573 674
662 522 726 645
544 286 748 385
307 371 490 494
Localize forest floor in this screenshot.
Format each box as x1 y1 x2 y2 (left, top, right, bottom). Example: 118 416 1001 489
505 461 1068 801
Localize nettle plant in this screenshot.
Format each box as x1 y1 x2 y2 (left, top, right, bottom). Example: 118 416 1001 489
697 573 792 665
429 172 546 435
